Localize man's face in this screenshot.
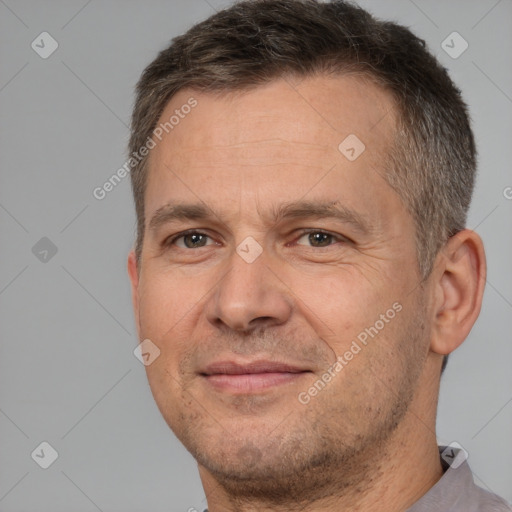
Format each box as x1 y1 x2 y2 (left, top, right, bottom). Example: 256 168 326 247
129 75 433 494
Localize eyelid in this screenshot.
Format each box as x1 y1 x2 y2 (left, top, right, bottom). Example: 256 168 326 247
163 229 217 248
293 228 351 246
162 228 351 250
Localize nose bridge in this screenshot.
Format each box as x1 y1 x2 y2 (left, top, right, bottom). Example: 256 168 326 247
206 243 292 331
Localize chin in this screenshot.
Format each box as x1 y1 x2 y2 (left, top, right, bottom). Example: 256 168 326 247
187 420 365 504
197 438 358 504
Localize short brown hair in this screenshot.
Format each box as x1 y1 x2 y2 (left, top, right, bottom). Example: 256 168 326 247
129 0 476 281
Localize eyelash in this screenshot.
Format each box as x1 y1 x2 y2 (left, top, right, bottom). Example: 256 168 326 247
164 229 348 249
164 229 216 249
293 229 347 248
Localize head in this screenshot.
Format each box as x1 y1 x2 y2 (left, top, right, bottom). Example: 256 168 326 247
127 0 485 506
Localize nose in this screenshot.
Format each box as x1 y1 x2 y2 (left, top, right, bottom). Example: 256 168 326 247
205 247 293 333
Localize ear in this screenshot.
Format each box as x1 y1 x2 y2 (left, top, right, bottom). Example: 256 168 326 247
127 249 141 340
430 229 486 356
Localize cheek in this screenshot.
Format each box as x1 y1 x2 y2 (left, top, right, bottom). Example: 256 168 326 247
137 275 197 421
136 274 203 403
137 272 200 342
287 268 390 354
145 362 196 435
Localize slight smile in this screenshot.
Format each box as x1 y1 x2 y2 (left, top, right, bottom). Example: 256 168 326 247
201 361 312 393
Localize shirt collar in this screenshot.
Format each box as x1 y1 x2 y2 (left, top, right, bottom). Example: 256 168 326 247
407 446 479 512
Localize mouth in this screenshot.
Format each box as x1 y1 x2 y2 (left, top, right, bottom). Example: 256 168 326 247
200 360 312 393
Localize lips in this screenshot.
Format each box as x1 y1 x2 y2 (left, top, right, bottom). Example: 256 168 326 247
203 361 307 375
201 360 310 393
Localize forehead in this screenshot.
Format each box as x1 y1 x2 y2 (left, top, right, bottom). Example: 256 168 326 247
144 74 400 225
162 74 394 152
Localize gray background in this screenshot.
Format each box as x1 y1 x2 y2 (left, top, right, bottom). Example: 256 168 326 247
0 0 511 510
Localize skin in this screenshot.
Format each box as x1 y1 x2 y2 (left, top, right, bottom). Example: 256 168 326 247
128 74 486 511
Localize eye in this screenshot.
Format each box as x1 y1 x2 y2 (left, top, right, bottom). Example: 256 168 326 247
168 231 216 249
295 230 343 248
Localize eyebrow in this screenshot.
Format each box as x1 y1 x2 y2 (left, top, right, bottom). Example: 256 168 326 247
148 199 373 235
149 203 214 232
271 200 373 235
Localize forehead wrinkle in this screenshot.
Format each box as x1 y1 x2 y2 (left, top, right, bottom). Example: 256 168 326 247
169 138 335 163
180 137 331 149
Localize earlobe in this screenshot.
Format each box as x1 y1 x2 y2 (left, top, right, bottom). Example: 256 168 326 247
430 229 486 356
127 250 141 339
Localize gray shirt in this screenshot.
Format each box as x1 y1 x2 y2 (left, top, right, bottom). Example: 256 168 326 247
407 446 512 511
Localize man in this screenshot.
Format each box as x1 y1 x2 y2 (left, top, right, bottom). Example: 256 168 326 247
127 0 511 510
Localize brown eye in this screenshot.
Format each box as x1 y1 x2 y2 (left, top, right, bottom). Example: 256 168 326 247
296 231 337 247
171 232 213 249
